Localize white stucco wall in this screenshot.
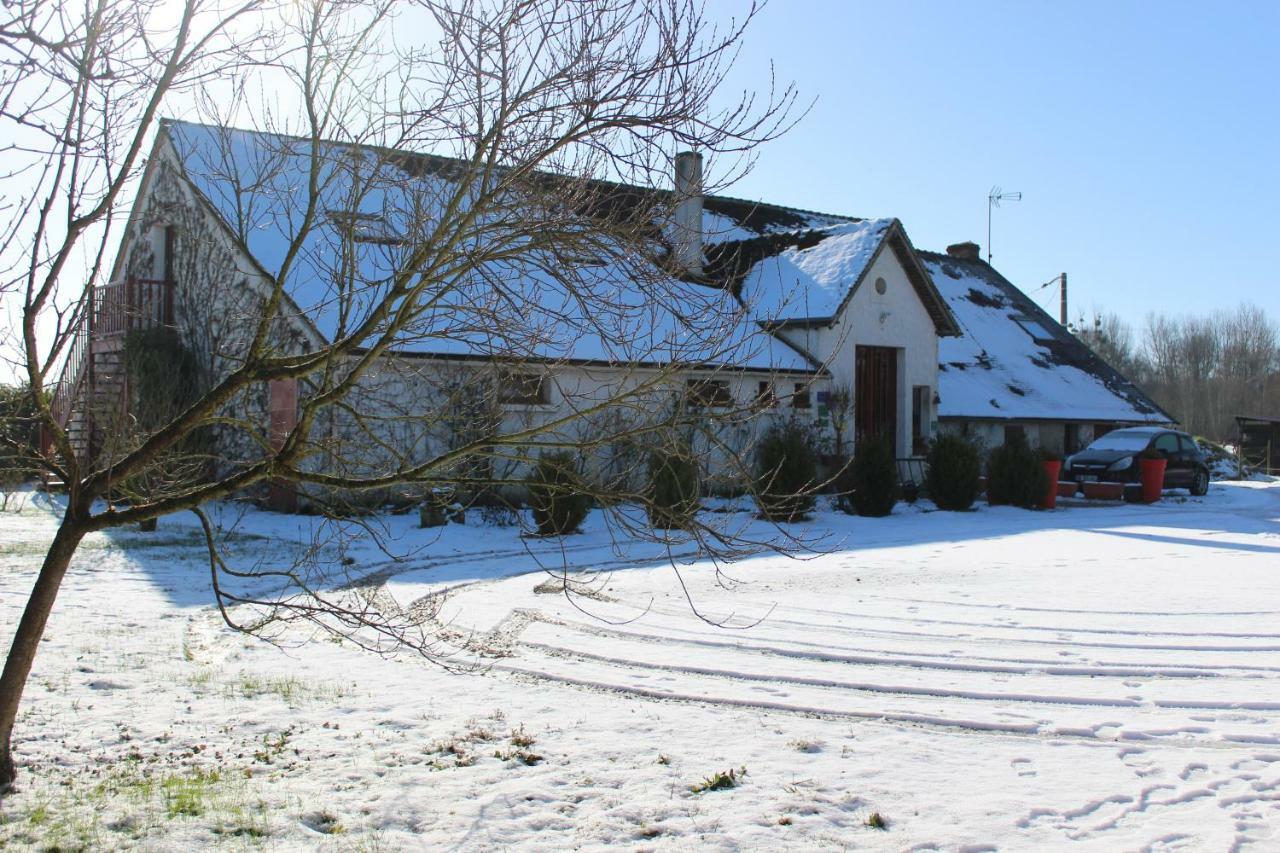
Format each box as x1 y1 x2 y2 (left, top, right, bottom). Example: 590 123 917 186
338 356 827 496
776 244 940 458
938 420 1103 457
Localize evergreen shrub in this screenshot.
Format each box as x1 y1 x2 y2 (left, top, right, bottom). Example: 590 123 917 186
850 435 898 517
924 433 982 510
647 443 700 530
986 431 1049 508
527 452 591 535
753 420 818 522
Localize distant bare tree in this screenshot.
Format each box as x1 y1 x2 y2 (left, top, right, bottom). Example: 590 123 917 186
1078 304 1279 441
1074 310 1143 381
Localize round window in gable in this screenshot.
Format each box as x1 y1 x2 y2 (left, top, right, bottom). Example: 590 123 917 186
874 276 887 295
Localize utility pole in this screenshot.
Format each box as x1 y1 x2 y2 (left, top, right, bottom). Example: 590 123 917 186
1059 272 1068 325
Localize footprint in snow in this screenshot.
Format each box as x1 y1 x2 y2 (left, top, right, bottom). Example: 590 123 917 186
1011 758 1035 778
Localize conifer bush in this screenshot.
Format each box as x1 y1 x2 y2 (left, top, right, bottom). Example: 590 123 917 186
647 443 700 530
753 421 818 522
526 452 592 535
850 435 898 517
986 431 1050 508
924 433 982 510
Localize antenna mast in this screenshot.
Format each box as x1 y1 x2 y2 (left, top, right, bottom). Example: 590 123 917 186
987 186 1022 263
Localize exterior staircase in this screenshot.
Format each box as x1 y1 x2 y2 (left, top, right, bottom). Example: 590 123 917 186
46 278 174 481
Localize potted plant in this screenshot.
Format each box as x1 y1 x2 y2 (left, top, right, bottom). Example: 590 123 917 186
1139 446 1167 503
1039 449 1062 510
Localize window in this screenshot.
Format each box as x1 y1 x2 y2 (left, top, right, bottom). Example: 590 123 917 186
1093 423 1114 441
1065 424 1081 455
498 372 549 406
1154 433 1179 455
754 380 777 409
686 379 733 408
1014 316 1056 342
911 386 930 456
1004 424 1025 445
791 382 811 409
328 209 404 245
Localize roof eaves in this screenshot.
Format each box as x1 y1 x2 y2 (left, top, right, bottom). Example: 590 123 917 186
889 227 963 337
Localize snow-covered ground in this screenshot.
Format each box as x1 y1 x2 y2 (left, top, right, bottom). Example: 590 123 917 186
2 481 1279 850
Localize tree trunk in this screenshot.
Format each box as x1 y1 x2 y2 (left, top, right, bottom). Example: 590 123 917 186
0 514 86 792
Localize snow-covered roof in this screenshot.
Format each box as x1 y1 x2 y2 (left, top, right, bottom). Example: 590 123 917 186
705 220 960 337
922 251 1172 423
732 220 894 321
160 120 818 373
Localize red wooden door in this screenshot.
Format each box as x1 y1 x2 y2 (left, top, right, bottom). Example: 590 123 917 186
855 346 897 450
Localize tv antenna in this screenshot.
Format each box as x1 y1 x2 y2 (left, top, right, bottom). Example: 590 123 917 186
987 186 1022 263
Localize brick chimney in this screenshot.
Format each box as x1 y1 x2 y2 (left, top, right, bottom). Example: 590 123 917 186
672 151 703 275
946 241 981 261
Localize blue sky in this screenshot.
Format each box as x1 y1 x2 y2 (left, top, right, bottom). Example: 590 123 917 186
708 1 1280 333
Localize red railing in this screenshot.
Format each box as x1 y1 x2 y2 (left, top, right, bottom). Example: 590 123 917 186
47 278 175 454
48 318 90 437
93 278 174 338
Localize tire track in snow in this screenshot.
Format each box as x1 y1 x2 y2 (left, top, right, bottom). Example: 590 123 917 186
436 604 1280 747
534 614 1258 680
462 592 1280 748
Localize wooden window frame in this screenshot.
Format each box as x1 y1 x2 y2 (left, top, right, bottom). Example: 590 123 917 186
754 380 777 410
685 378 734 409
792 382 811 410
498 372 550 407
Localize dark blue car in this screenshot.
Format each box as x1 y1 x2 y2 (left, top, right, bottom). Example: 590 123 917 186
1063 427 1210 496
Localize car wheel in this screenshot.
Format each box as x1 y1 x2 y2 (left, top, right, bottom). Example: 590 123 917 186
1191 469 1209 497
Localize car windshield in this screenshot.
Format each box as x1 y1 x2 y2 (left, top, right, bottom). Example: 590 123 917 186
1086 432 1153 452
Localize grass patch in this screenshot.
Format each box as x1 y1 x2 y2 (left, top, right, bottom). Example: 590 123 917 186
788 738 823 753
865 811 888 830
690 766 747 793
0 762 264 850
302 810 345 835
493 748 543 765
253 727 295 764
227 672 350 704
162 768 221 817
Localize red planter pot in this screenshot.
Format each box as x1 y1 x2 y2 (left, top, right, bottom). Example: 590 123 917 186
1040 460 1062 509
1082 481 1125 501
1139 457 1167 503
1056 480 1078 499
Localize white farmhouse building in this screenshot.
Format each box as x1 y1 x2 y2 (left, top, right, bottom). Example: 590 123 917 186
53 120 1169 506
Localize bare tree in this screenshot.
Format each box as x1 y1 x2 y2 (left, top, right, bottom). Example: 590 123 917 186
1078 304 1280 441
1073 309 1143 382
0 0 810 788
